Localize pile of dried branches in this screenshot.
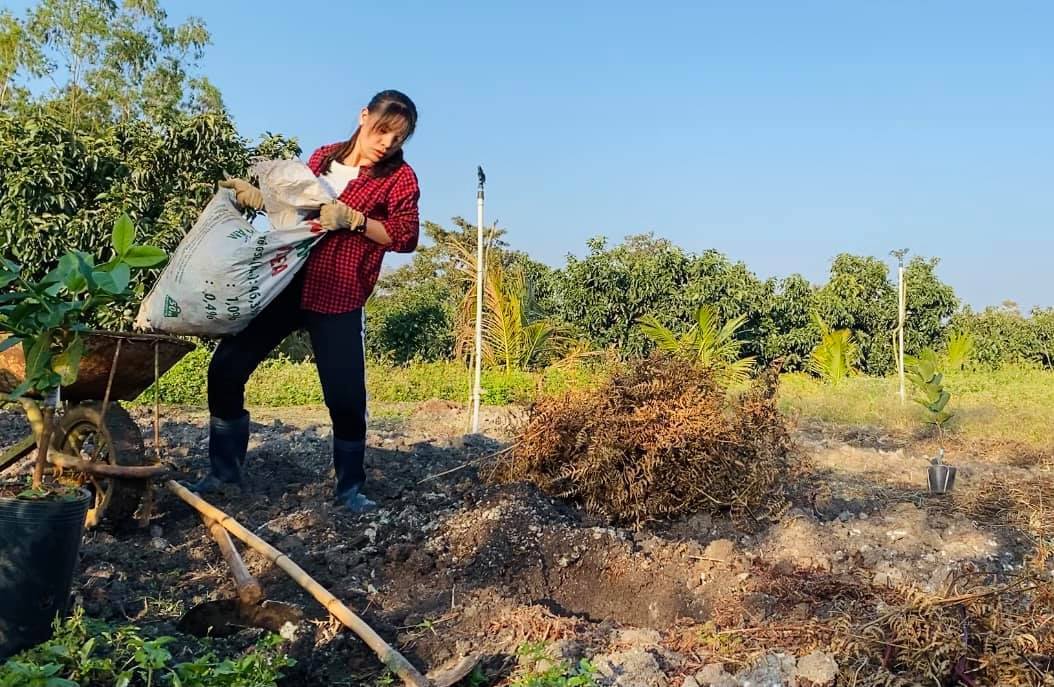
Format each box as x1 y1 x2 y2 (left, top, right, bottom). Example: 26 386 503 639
483 355 794 527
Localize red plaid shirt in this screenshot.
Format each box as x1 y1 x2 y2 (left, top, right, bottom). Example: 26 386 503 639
299 143 420 313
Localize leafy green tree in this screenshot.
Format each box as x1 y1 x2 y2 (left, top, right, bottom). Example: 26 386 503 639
949 303 1044 369
2 0 219 125
1028 308 1054 369
366 281 454 364
0 110 299 330
815 254 957 375
814 254 897 375
902 256 959 356
557 234 771 360
0 9 46 107
759 274 819 371
0 1 299 332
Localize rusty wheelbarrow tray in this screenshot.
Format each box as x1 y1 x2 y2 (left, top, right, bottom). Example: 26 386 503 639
1 331 194 528
0 331 194 403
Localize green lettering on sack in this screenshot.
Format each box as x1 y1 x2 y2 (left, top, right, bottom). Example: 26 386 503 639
163 295 181 318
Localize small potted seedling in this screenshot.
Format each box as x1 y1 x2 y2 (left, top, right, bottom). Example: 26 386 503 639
0 214 166 658
904 348 956 494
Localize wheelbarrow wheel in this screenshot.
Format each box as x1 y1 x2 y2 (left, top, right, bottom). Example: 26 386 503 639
54 403 147 528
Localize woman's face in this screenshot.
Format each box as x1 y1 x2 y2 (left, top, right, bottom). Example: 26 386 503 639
357 108 410 164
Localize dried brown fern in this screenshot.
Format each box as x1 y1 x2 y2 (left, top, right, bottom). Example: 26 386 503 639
483 354 794 527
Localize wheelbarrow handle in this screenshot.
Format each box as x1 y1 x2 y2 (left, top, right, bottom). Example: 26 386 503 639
48 449 171 480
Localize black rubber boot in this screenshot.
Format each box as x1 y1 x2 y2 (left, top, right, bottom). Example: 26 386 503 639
188 413 250 494
333 438 376 513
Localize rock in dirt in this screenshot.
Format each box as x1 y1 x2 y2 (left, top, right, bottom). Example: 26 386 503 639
594 647 669 687
794 651 838 686
549 639 585 662
278 534 305 553
614 628 663 647
695 663 736 687
735 653 797 687
703 539 736 564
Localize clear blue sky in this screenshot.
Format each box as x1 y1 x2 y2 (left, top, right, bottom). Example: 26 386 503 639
12 1 1054 310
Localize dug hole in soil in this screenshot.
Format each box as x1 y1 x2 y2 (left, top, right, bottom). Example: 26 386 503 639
1 388 1052 686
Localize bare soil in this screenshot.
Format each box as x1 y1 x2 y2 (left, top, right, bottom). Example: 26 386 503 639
1 401 1050 686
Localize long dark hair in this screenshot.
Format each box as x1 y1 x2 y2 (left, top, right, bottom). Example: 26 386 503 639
319 90 418 178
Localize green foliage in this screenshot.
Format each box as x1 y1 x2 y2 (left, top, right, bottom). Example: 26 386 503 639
0 109 298 330
139 355 603 407
141 345 210 405
902 257 959 356
950 304 1054 369
0 609 294 687
366 281 454 364
814 254 897 375
905 348 953 444
814 254 957 375
480 263 581 372
557 234 771 361
943 330 975 371
638 304 755 385
0 214 165 398
370 219 497 365
807 315 860 384
1 0 219 126
759 274 819 371
377 219 579 371
510 643 597 687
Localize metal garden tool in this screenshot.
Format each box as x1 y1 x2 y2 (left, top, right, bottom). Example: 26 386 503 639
178 515 304 637
167 481 478 687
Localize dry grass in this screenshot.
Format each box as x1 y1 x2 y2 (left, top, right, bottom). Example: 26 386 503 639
668 563 1054 686
779 366 1054 453
945 470 1054 569
483 355 795 527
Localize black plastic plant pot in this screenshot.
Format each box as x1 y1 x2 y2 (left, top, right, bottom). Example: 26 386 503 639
0 488 90 659
927 464 957 495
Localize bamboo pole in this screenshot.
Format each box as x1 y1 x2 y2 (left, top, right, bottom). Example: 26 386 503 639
165 480 430 687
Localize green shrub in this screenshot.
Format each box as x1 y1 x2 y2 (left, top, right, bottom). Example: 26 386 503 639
0 608 294 687
365 284 455 364
510 643 597 687
144 345 211 405
950 305 1037 368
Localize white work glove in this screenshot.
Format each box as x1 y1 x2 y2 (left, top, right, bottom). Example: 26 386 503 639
218 178 264 211
319 201 367 232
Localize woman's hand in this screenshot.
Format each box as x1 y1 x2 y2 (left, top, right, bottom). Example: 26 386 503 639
319 201 366 231
218 178 264 210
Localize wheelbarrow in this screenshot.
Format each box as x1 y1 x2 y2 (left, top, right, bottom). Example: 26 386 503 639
1 331 478 685
0 331 194 528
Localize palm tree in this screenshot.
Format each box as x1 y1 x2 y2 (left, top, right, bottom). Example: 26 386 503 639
637 305 755 385
807 314 860 383
442 230 581 371
943 330 974 371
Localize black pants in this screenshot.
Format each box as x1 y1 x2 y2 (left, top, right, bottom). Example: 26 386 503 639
208 275 367 442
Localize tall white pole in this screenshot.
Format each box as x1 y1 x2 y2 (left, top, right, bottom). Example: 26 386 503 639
898 263 906 404
471 167 485 434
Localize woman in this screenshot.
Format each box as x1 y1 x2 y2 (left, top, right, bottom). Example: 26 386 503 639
191 90 420 512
